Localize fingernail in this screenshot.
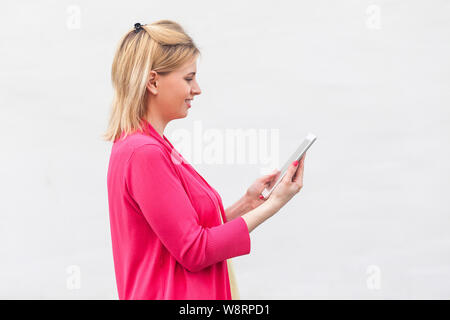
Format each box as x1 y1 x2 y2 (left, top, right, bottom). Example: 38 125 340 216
293 160 299 166
259 195 264 200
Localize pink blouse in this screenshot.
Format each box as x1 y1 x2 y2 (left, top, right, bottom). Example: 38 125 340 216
106 119 251 299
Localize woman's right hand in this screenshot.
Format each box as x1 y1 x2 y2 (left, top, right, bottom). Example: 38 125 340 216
266 153 306 212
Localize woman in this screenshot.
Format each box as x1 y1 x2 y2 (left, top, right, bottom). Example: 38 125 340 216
104 20 306 300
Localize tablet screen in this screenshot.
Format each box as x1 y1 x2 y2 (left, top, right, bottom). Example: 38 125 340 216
261 133 316 199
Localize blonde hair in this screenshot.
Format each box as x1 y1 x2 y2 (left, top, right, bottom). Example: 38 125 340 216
103 20 201 142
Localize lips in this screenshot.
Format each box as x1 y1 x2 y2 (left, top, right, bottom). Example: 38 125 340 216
185 100 191 108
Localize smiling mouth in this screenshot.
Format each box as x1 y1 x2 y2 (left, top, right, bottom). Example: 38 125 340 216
185 100 192 107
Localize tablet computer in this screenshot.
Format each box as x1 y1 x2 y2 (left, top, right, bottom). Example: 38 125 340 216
261 133 317 199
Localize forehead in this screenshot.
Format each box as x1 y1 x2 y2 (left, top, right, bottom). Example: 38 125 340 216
179 58 197 73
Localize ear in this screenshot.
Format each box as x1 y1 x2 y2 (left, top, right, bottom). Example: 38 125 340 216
146 70 159 95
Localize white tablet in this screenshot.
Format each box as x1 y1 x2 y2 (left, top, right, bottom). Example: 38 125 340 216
261 133 317 199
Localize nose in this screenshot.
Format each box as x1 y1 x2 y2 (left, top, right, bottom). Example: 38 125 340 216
192 82 201 96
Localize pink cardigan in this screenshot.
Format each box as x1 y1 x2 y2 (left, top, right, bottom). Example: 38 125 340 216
106 119 251 299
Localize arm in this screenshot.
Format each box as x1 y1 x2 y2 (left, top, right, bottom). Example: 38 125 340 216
241 197 279 233
126 144 251 273
225 195 281 233
225 194 258 222
226 194 281 233
226 169 281 222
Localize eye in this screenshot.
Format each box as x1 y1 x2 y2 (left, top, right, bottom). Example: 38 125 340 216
185 78 193 82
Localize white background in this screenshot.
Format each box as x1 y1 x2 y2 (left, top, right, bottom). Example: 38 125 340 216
1 0 449 299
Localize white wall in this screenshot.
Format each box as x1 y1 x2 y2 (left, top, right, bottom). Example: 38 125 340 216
0 0 449 299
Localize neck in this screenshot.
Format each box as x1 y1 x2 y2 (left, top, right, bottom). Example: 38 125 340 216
145 111 167 139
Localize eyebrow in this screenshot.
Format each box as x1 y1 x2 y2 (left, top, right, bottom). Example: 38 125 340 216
186 72 196 76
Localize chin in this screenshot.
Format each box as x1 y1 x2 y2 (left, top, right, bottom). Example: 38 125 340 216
174 112 188 119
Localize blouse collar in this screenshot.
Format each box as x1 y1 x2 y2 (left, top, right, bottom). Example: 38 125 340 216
140 118 175 152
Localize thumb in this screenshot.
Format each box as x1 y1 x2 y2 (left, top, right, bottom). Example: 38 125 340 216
267 169 281 182
262 169 279 180
282 160 299 184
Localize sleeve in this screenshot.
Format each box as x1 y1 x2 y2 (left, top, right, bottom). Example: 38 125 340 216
125 144 251 273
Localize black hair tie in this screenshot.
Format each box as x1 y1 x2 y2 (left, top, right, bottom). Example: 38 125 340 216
134 22 146 33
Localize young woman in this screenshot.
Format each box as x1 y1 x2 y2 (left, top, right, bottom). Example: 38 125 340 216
104 20 306 300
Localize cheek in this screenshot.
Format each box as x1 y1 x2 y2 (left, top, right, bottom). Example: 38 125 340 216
164 79 190 106
179 84 191 100
183 82 191 94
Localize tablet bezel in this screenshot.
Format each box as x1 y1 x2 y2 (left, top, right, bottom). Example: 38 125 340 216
261 133 316 199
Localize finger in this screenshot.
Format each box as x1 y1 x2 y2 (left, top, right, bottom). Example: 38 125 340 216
266 173 281 188
263 169 280 183
293 154 306 182
262 169 277 178
269 169 280 177
282 160 300 184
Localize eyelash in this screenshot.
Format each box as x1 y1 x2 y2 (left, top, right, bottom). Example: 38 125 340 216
186 79 193 82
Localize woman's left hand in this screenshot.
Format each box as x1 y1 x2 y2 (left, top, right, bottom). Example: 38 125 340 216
244 169 281 210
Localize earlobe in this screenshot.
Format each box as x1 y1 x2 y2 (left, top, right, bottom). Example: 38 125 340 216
146 79 158 95
147 70 159 94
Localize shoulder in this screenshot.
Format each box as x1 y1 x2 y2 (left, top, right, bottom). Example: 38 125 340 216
111 132 173 168
129 143 165 162
125 143 181 187
119 132 160 150
112 132 161 159
126 141 177 175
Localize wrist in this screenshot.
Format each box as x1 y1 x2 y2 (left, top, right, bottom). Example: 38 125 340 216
265 196 282 214
242 193 258 211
